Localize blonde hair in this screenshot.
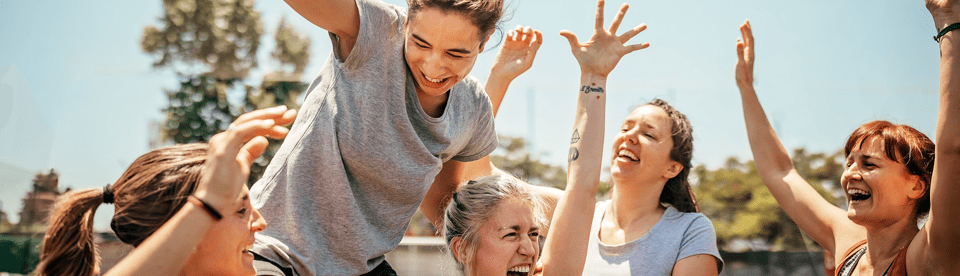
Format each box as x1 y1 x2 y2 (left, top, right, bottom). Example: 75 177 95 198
442 175 548 272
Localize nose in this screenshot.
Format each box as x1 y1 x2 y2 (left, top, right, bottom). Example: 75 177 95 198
841 163 862 185
518 237 537 257
623 127 639 145
420 50 448 76
251 208 267 232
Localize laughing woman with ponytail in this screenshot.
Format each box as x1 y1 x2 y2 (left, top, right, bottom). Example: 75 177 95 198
34 106 296 276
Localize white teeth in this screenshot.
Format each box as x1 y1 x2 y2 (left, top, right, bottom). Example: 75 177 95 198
618 149 639 161
508 265 530 273
847 188 870 196
424 74 445 83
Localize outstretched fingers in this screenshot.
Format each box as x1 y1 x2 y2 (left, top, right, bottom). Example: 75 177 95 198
608 3 629 35
624 42 651 54
559 30 581 53
594 0 606 30
618 23 647 44
740 20 754 51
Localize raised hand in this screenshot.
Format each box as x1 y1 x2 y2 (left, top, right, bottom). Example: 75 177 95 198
559 0 649 77
927 0 960 30
194 106 297 212
735 20 754 90
491 25 543 82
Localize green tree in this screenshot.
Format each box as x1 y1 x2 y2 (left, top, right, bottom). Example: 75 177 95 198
142 1 312 183
142 0 264 144
694 149 844 251
489 136 568 190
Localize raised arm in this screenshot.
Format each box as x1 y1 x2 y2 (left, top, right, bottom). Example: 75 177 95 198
918 0 960 272
538 1 648 275
461 26 563 224
484 25 543 114
734 21 858 253
105 107 296 276
283 0 360 57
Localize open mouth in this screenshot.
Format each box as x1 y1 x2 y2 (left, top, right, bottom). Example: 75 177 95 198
420 72 449 89
507 265 530 276
617 149 639 162
847 188 872 202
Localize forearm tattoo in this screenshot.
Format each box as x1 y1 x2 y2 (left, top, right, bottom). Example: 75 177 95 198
569 129 580 162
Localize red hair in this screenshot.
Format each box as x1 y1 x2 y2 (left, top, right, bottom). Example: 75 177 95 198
843 120 934 219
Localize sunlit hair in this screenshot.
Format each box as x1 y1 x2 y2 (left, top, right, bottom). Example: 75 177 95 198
35 144 208 276
641 99 699 213
844 120 934 219
407 0 506 46
443 175 548 273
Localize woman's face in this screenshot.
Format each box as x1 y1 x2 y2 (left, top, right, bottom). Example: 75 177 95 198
404 8 485 104
610 105 680 186
841 137 922 226
469 199 540 276
185 186 267 276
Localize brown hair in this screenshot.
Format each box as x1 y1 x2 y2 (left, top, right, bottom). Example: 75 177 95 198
644 99 699 213
843 120 934 219
407 0 506 46
35 143 208 276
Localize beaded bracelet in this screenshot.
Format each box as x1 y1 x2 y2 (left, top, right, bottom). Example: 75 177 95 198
187 195 224 221
935 23 960 42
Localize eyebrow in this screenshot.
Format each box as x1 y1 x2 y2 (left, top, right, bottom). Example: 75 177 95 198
411 34 474 54
498 225 539 232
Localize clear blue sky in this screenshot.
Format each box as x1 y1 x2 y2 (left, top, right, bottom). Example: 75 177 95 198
0 0 940 230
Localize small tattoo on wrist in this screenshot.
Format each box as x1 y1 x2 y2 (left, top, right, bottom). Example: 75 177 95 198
580 85 604 94
569 147 580 162
571 130 580 144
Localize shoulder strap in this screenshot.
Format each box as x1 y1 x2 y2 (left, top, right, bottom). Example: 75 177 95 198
835 240 868 276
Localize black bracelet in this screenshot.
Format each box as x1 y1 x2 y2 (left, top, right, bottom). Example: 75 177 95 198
188 195 223 220
935 23 960 42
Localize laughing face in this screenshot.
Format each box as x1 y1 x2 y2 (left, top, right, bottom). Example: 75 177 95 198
609 105 682 187
841 137 923 226
469 199 540 276
404 8 485 115
184 186 267 276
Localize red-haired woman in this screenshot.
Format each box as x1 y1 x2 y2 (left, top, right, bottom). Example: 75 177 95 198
735 1 960 273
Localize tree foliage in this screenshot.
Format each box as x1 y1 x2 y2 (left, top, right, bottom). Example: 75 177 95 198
143 2 311 184
693 149 845 251
490 136 568 190
141 0 263 79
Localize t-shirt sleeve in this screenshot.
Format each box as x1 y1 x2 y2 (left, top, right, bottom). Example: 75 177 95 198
334 0 403 70
451 90 498 162
678 214 724 273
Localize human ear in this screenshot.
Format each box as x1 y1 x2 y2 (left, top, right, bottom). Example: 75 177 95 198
450 236 465 263
663 161 683 179
479 31 494 53
907 176 926 200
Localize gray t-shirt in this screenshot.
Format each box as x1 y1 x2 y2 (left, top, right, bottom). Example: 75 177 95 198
581 201 724 275
249 0 498 274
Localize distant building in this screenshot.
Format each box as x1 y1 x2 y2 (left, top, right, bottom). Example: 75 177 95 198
16 169 63 231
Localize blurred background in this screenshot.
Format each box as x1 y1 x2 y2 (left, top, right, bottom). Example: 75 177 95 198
0 0 938 275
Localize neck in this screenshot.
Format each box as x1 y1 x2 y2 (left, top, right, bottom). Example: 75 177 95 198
415 87 448 118
861 217 919 274
608 178 667 227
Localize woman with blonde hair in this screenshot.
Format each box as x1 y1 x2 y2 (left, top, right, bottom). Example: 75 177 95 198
445 1 722 275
